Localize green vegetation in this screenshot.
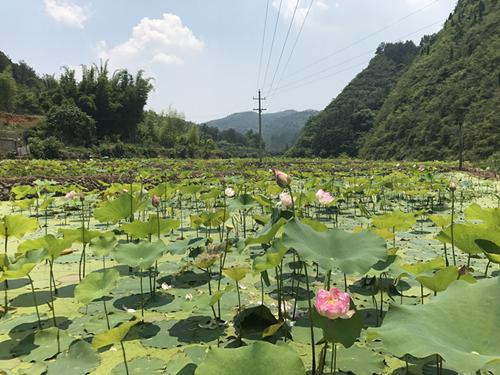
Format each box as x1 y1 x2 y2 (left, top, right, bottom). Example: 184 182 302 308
206 110 318 153
292 0 499 162
290 41 418 157
0 159 498 374
361 0 500 161
0 56 263 159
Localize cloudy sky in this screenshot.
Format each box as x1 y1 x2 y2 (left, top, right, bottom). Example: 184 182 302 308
0 0 457 122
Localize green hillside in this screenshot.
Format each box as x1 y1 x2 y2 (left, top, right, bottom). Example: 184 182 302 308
360 0 500 160
205 109 318 153
289 42 418 157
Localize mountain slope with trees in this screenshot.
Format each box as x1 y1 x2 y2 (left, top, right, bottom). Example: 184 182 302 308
205 109 318 153
360 0 500 160
289 41 419 157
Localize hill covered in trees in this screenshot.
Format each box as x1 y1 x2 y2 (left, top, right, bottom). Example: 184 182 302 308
0 55 262 158
289 42 418 157
291 0 499 161
205 109 318 153
360 0 499 160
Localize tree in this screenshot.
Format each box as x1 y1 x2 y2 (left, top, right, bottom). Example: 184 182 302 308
45 104 96 147
0 67 17 112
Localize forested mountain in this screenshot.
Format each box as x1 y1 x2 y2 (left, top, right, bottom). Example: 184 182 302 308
289 42 419 157
291 0 499 161
360 0 499 160
205 109 318 153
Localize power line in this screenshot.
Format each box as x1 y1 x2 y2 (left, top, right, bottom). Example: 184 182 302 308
261 0 283 91
281 0 442 83
273 0 314 94
256 0 271 90
266 0 301 95
269 18 445 97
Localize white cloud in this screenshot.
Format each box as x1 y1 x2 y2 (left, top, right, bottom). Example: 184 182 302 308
98 13 203 69
44 0 89 28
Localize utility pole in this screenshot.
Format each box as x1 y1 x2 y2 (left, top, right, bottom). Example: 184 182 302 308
253 90 266 163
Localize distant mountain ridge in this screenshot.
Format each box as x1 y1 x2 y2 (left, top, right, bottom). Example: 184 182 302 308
205 109 318 153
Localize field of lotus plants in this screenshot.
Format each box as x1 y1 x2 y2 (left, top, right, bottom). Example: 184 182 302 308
0 158 498 375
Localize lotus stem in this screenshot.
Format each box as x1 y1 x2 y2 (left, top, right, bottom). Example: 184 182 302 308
120 341 130 375
303 261 316 375
103 298 110 330
450 189 457 266
28 275 42 329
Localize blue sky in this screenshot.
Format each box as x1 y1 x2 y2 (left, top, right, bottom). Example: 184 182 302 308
0 0 457 122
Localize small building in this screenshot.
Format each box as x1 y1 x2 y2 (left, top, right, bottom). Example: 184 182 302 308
0 137 30 158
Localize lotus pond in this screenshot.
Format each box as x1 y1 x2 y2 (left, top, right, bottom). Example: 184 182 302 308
0 158 499 375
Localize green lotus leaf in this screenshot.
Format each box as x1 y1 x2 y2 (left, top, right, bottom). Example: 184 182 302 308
300 218 328 232
11 185 36 199
312 305 364 348
169 237 206 255
223 266 251 282
92 318 139 350
371 209 416 232
282 219 387 274
90 233 117 257
198 209 228 228
327 344 385 375
47 340 100 375
195 341 306 375
94 192 147 224
122 215 180 239
209 284 234 306
16 327 73 362
17 235 72 260
400 256 446 275
199 188 221 201
369 277 500 373
229 194 259 210
429 214 451 229
179 184 204 195
113 240 166 269
416 266 476 292
58 227 101 245
253 240 288 273
245 218 287 246
436 224 484 255
2 249 47 279
476 239 500 264
75 268 120 304
0 215 38 239
464 204 500 228
111 357 167 374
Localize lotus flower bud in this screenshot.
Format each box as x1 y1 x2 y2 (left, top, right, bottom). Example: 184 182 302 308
152 194 161 208
79 192 85 202
279 192 293 209
64 191 77 200
314 287 355 320
449 182 457 191
271 168 291 188
224 187 235 197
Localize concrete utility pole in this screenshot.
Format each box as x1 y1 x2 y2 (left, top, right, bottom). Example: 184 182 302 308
253 90 266 163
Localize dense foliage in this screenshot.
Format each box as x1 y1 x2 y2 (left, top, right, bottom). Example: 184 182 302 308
0 159 498 374
291 0 499 161
360 0 500 161
289 42 418 157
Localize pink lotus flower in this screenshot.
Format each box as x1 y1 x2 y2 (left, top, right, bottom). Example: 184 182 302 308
279 192 293 209
64 191 77 200
151 194 161 208
314 287 355 320
271 168 291 188
315 189 334 205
